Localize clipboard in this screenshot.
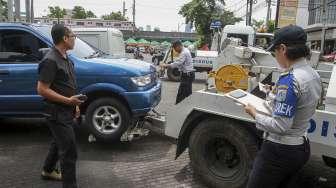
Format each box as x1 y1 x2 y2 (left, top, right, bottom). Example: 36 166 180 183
225 89 272 116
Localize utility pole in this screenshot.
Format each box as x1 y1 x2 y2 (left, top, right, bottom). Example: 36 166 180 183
266 0 271 28
25 0 30 23
246 0 253 26
275 0 280 28
132 0 136 31
249 0 253 25
31 0 34 23
122 1 127 18
14 0 20 22
321 0 327 55
246 0 249 25
7 0 14 22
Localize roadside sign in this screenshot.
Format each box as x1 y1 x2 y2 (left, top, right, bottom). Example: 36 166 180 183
210 20 222 29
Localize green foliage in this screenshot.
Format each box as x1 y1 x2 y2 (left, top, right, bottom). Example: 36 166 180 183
266 20 275 33
48 6 66 18
252 19 276 33
86 10 97 18
252 19 264 30
72 6 87 19
0 0 7 19
179 0 242 44
101 11 127 21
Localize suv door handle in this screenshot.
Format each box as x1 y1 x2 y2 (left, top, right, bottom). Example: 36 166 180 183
0 69 9 75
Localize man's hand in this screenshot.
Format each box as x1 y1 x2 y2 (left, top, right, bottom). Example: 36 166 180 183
67 95 84 106
159 63 168 68
75 106 80 119
245 103 257 119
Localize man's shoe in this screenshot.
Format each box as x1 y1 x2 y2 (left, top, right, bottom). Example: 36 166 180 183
41 169 62 181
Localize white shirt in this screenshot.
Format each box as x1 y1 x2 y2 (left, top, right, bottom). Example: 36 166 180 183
169 47 194 73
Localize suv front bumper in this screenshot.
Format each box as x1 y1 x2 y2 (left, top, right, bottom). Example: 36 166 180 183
124 81 162 116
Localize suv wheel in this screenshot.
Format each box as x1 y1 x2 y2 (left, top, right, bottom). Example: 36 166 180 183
85 97 130 142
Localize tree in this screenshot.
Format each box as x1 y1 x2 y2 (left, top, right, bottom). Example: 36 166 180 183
252 19 276 33
266 20 275 33
86 10 96 18
48 6 66 19
101 11 127 21
71 6 96 19
72 6 87 19
0 0 8 20
252 19 264 31
179 0 242 44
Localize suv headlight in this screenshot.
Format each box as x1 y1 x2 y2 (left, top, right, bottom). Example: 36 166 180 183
131 74 152 86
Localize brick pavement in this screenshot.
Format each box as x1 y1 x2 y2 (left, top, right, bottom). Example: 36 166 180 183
0 119 206 188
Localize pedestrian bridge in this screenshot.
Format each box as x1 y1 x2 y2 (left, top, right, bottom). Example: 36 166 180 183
121 30 197 42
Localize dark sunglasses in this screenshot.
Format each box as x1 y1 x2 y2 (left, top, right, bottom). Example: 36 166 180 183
67 34 77 39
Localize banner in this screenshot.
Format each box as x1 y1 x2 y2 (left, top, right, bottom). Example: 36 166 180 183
278 0 298 28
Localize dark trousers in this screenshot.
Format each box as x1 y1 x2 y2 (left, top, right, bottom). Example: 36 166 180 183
247 138 310 188
43 104 78 188
175 72 195 104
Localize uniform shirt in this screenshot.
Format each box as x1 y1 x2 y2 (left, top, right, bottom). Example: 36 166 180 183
169 47 194 73
38 47 77 103
255 58 322 137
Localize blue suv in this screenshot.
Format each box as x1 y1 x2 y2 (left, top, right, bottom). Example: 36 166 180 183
0 23 161 141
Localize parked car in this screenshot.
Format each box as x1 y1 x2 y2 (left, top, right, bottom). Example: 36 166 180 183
72 27 126 57
0 23 161 141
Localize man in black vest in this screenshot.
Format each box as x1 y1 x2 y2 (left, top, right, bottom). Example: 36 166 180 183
37 24 83 188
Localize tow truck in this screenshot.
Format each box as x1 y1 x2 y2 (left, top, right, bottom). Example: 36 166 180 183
147 37 336 187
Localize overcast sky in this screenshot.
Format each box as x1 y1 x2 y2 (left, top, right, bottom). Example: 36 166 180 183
23 0 276 31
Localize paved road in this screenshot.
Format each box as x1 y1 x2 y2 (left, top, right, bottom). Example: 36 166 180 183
0 54 335 188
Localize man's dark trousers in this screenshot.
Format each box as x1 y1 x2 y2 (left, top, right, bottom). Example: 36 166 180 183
247 138 310 188
176 72 195 104
43 104 78 188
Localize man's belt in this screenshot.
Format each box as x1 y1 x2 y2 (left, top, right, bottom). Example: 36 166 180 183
181 72 194 76
264 132 305 145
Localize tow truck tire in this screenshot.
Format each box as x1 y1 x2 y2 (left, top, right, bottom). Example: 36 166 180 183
322 156 336 168
85 98 130 142
167 67 181 82
189 118 258 188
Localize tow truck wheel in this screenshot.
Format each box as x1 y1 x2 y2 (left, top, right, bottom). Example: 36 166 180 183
189 118 258 188
322 156 336 168
167 67 181 82
85 97 130 142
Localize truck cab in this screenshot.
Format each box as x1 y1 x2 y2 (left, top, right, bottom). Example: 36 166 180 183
0 23 161 141
72 27 126 57
220 25 255 47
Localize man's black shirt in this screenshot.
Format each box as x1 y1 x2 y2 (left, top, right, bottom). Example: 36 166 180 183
38 47 77 104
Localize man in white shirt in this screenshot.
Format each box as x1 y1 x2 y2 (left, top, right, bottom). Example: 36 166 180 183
160 41 195 104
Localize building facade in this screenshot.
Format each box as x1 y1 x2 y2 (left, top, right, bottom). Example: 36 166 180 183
305 0 336 54
34 17 135 31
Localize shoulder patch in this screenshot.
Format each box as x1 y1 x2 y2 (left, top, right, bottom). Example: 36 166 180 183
273 73 297 118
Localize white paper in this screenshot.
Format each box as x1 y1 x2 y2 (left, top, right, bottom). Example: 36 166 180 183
225 89 272 116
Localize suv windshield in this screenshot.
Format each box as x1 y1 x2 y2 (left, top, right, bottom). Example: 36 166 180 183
33 25 98 59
